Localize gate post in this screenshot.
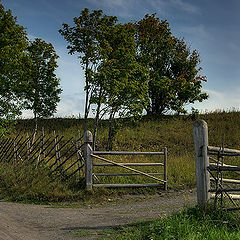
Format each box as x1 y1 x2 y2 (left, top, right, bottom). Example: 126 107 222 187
193 120 210 206
163 147 168 191
83 130 93 191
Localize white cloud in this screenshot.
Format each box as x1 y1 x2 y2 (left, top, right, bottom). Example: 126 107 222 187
169 0 199 13
177 24 209 40
20 110 34 119
189 88 240 113
55 93 85 117
148 0 199 15
86 0 140 18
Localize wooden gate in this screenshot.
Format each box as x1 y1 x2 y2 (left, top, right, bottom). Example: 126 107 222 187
193 120 240 210
83 131 167 191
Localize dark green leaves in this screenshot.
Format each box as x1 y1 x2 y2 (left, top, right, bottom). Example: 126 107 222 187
21 38 62 119
0 4 28 120
136 14 208 115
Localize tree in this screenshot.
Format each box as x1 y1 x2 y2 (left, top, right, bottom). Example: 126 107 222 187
0 3 28 133
136 14 208 115
60 9 149 149
59 8 117 131
91 23 149 149
21 38 62 130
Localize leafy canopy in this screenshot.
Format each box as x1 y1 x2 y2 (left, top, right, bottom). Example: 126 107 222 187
0 3 29 134
59 8 118 130
136 14 208 115
0 3 28 120
92 22 149 118
21 38 62 119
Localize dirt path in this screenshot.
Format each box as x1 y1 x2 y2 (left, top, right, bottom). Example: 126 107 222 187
0 189 197 240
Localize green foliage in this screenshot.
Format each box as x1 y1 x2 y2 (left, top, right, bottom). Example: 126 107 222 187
0 3 28 121
1 110 240 204
60 9 149 148
136 14 208 115
20 38 62 120
59 8 118 129
92 23 149 118
0 4 61 134
0 162 78 202
86 205 240 239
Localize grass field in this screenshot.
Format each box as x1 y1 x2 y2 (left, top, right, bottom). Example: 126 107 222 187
70 205 240 239
0 110 240 203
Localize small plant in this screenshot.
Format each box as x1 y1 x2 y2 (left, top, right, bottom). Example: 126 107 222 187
83 205 240 239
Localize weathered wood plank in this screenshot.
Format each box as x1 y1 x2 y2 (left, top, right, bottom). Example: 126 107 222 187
91 154 165 183
210 177 240 184
193 120 210 206
164 147 167 190
209 188 240 193
210 193 240 200
93 162 164 167
93 151 164 155
93 183 164 188
208 164 240 172
95 173 164 176
208 146 240 156
84 131 93 191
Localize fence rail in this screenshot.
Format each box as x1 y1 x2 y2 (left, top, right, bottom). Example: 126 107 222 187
83 130 167 191
0 132 84 179
208 146 240 156
194 120 240 211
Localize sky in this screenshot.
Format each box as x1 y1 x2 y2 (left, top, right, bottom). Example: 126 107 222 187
2 0 240 117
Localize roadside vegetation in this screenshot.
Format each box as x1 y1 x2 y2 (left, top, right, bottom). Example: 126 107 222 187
0 110 240 203
70 205 240 239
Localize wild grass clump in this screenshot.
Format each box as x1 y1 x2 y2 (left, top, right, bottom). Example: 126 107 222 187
2 110 240 202
0 161 84 203
89 204 240 239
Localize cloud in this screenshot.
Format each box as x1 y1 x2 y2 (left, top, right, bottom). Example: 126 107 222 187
189 88 240 113
169 0 199 13
147 0 199 15
20 93 85 119
20 110 34 119
86 0 140 18
55 93 85 117
177 24 209 40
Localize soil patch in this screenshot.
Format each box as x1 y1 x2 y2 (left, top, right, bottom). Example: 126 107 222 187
0 189 197 239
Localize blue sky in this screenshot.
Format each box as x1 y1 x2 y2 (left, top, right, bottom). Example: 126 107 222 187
2 0 240 117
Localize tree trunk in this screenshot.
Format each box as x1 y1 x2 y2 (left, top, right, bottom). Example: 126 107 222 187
83 61 90 132
92 88 103 150
107 110 115 151
34 112 38 133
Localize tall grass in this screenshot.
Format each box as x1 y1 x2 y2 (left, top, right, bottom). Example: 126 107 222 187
1 110 240 202
84 204 240 239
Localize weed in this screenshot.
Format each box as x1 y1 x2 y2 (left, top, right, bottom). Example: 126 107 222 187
1 111 240 202
81 204 240 239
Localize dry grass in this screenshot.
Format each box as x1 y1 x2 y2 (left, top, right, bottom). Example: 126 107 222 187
1 110 240 202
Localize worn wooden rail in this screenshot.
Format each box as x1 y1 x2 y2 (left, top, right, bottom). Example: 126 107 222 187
0 132 84 179
83 130 167 191
194 120 240 211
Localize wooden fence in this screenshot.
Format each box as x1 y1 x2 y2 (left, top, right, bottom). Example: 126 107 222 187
83 130 167 191
0 131 84 178
193 120 240 210
0 130 167 190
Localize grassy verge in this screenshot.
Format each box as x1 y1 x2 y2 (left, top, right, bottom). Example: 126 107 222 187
0 161 115 204
69 205 240 239
0 110 240 203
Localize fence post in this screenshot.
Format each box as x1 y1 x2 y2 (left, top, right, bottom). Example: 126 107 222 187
193 120 210 206
83 130 93 191
164 147 167 191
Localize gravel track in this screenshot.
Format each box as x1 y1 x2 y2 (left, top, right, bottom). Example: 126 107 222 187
0 189 197 239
